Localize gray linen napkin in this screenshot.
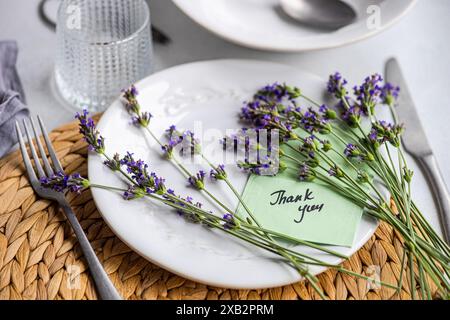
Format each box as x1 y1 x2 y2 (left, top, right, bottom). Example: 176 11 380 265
0 41 29 157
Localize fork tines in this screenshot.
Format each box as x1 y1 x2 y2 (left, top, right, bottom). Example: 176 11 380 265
16 116 64 185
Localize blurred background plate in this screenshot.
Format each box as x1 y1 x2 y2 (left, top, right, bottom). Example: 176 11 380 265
171 0 417 52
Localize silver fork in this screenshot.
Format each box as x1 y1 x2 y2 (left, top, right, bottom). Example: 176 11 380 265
16 116 122 300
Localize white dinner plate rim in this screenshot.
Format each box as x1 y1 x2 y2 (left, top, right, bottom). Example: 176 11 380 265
171 0 417 52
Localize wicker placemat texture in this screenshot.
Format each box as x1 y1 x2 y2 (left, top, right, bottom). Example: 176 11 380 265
0 116 439 300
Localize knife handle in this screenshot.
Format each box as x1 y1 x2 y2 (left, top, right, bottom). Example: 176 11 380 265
417 154 450 245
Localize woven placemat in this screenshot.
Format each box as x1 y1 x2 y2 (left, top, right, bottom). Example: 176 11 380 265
0 115 438 300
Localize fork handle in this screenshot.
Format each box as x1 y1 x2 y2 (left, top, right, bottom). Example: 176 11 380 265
60 202 122 300
417 154 450 245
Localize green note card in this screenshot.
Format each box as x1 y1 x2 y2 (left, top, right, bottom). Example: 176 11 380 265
237 133 365 247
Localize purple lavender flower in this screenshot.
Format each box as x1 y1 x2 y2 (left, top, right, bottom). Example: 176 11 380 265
222 213 238 230
119 152 163 192
240 83 302 137
278 121 299 141
162 137 183 159
123 85 140 114
123 185 146 200
163 192 204 224
75 109 105 153
40 172 89 194
368 128 378 143
122 85 152 127
210 164 227 180
299 163 315 182
131 111 152 127
328 165 343 178
121 152 148 176
319 104 337 120
103 153 121 171
97 149 207 224
299 135 319 159
240 101 259 123
353 74 383 115
344 144 374 162
163 126 202 158
153 175 167 195
240 100 276 130
327 72 348 99
328 168 337 177
340 104 362 128
254 83 301 104
344 144 358 157
300 109 317 132
123 85 139 101
300 108 331 134
237 161 274 176
182 130 202 155
381 83 400 106
181 200 205 223
188 170 206 190
165 125 179 137
368 120 404 147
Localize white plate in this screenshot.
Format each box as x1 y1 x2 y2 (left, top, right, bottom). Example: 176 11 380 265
89 59 377 289
171 0 416 52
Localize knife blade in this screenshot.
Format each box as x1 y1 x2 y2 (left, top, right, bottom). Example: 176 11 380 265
385 58 432 156
385 57 450 244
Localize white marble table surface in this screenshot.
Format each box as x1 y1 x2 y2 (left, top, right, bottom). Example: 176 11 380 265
0 0 448 235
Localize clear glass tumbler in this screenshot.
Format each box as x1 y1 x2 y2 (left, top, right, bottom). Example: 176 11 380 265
54 0 152 111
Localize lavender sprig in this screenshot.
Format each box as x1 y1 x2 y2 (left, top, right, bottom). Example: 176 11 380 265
75 109 105 153
210 164 227 180
328 165 344 178
344 143 374 162
68 109 407 299
239 78 450 299
301 108 332 134
122 85 152 127
319 104 337 120
340 103 362 128
298 163 316 182
327 72 348 99
381 83 400 106
104 153 121 171
368 120 404 148
40 172 89 193
253 82 301 104
74 78 447 298
188 170 206 190
237 161 273 176
222 213 239 230
353 73 383 115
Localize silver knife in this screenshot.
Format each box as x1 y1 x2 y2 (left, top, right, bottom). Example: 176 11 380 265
385 58 450 244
